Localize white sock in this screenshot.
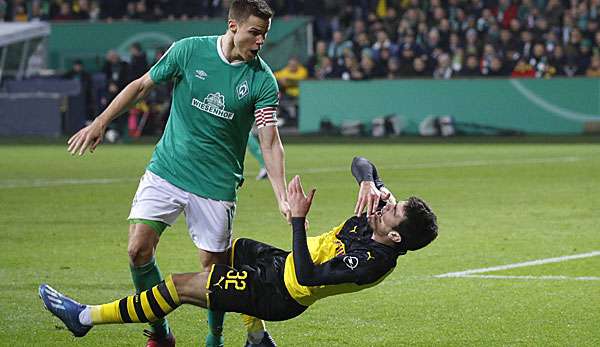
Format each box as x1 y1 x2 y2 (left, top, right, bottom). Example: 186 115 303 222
78 306 93 326
247 331 265 344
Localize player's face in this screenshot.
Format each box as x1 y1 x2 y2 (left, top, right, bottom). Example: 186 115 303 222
231 15 270 61
371 201 407 234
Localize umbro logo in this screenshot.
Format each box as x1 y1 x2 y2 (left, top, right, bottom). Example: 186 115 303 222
195 70 208 80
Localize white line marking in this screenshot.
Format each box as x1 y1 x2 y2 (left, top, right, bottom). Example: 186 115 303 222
510 79 600 122
451 274 600 281
0 156 584 189
0 178 136 189
299 156 582 174
435 251 600 278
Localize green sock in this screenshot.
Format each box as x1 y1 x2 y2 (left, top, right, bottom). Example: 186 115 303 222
207 309 225 337
247 134 265 168
130 258 170 337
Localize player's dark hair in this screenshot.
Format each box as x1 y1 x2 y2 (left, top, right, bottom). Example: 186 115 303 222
393 196 438 251
229 0 273 23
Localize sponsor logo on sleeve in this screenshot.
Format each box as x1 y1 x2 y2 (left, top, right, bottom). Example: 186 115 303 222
343 256 359 270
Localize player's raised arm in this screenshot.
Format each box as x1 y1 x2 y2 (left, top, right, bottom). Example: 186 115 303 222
287 175 383 286
67 72 156 156
258 124 290 222
351 156 396 216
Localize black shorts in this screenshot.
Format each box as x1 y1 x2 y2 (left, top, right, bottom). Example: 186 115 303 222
206 238 307 321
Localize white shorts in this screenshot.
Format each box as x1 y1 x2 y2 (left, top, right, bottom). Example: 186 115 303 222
128 170 236 252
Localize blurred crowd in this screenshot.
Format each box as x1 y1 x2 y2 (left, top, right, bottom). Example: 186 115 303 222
301 0 600 79
61 43 172 136
5 1 600 129
0 0 307 21
3 1 600 79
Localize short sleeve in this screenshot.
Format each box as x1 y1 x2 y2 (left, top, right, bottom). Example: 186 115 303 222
254 72 279 128
255 72 279 110
149 40 187 83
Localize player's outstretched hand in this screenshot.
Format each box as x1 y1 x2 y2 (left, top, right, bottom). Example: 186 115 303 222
67 119 106 156
354 181 390 217
287 175 316 218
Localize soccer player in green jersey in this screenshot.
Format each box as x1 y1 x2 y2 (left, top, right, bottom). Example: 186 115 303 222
40 157 439 343
65 1 287 346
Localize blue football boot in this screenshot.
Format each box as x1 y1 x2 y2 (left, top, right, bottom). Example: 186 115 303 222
39 284 92 337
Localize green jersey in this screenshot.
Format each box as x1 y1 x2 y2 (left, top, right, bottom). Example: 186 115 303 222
148 36 279 201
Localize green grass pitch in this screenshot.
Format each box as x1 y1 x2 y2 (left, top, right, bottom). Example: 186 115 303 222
1 141 599 346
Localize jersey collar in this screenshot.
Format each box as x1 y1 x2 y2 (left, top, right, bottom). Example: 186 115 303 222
217 35 245 67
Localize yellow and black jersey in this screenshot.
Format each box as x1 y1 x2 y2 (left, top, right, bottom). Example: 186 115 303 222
283 215 405 306
205 217 404 320
205 156 405 319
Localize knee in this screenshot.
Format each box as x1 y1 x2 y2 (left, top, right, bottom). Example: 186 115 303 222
128 225 159 266
128 240 154 266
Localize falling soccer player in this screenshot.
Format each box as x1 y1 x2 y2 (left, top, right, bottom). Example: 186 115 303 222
40 157 439 344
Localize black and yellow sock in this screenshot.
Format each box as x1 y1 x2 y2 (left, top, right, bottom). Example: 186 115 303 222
130 257 170 335
91 275 181 325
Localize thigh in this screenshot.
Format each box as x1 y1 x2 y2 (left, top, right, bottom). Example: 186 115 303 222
198 249 228 272
206 264 264 318
184 195 236 252
231 238 288 268
206 264 307 321
128 170 187 226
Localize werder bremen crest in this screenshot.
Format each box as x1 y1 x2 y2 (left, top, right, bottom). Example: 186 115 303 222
191 92 235 120
236 80 249 100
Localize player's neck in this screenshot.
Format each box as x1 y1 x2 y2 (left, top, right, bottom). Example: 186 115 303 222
370 223 400 248
221 32 244 63
371 232 397 247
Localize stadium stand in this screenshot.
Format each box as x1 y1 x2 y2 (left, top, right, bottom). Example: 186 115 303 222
1 1 599 136
3 1 599 80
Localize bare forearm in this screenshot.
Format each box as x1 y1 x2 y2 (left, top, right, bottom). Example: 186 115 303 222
262 141 287 203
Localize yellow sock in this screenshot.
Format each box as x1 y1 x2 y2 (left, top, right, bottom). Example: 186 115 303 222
91 275 180 325
241 314 266 342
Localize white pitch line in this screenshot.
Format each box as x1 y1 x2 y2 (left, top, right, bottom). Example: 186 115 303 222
299 156 581 174
435 251 600 278
0 156 583 189
454 274 600 281
0 178 136 189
